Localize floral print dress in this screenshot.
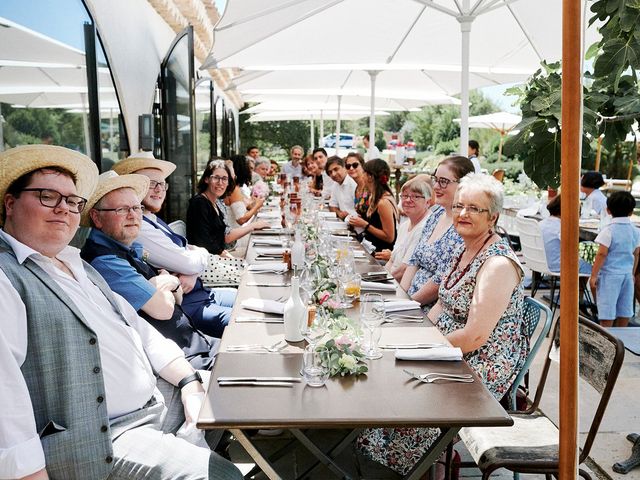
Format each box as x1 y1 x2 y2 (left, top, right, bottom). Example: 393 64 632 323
407 206 463 304
357 238 528 475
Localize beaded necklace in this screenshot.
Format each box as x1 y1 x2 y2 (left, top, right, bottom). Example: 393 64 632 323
443 233 494 290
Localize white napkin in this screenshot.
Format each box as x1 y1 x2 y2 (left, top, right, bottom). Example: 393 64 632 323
384 300 422 312
247 262 288 273
361 281 396 292
318 211 337 218
361 238 376 254
254 247 286 255
395 347 463 361
324 221 347 231
252 238 285 246
240 298 285 315
257 211 281 219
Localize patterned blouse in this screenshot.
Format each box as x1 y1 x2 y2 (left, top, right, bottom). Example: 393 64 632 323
357 238 527 475
407 206 463 302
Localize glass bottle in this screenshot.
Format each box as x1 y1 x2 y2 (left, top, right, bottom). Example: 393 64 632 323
284 275 305 342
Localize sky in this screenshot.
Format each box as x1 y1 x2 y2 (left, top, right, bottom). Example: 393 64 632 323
0 0 521 114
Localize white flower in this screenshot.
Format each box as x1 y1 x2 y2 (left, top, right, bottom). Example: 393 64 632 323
338 354 357 371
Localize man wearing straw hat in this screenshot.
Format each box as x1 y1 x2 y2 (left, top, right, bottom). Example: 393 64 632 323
111 152 235 338
0 145 241 479
80 170 219 367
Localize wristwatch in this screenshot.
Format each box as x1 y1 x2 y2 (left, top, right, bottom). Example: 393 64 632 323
177 371 203 390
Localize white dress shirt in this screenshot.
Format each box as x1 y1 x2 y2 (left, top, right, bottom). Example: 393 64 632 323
366 145 381 160
329 175 357 215
282 161 302 178
321 171 337 199
0 230 184 478
389 214 429 270
138 212 208 275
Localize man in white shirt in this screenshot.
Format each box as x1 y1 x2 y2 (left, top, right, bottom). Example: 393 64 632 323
363 134 381 160
326 156 357 220
312 147 336 198
282 145 303 178
0 145 241 480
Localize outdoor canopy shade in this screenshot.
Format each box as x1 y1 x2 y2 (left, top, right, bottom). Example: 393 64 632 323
454 111 522 160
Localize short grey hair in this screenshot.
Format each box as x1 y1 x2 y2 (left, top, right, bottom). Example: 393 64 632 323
457 173 504 215
402 175 433 201
255 157 270 168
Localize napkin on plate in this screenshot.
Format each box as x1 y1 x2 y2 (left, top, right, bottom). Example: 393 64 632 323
317 211 337 218
395 347 463 361
361 281 396 292
257 211 281 219
254 247 286 255
240 298 285 315
247 262 288 273
384 300 422 312
252 238 285 246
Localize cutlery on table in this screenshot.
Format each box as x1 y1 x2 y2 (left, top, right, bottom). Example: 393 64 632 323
226 341 288 352
218 376 301 382
249 270 287 275
218 381 295 387
245 282 290 287
380 343 447 350
403 369 473 383
235 316 284 323
382 317 424 324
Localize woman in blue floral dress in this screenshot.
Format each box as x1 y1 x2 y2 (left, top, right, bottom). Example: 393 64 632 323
401 156 474 309
358 174 528 475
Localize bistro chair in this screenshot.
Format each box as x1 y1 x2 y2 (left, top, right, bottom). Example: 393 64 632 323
491 169 505 183
168 219 187 237
455 316 625 479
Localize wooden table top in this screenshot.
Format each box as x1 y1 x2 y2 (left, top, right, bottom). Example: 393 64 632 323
197 229 512 431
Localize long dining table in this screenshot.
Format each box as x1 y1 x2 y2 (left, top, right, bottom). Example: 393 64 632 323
197 224 513 480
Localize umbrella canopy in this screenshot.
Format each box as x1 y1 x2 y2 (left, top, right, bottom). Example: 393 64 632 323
246 110 388 122
205 0 598 153
454 111 522 161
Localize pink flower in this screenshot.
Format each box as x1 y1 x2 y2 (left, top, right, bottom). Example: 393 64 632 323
335 335 354 349
326 299 341 309
318 291 331 305
251 181 269 198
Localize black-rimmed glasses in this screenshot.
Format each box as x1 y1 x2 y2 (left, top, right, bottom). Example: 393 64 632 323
149 180 169 191
345 163 360 170
94 205 145 216
431 175 458 189
21 188 87 213
400 194 425 202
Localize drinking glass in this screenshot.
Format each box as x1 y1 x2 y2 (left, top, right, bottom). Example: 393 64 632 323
300 303 328 347
342 273 361 307
360 293 385 359
303 344 330 387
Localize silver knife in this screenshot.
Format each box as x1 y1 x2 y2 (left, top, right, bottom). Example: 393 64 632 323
235 316 284 323
218 381 295 387
379 343 447 349
246 282 291 287
218 376 301 382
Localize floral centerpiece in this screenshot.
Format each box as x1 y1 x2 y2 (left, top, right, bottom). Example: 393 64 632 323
251 180 269 198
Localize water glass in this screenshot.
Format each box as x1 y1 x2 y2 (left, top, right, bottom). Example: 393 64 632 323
342 273 361 306
303 345 330 387
360 293 384 359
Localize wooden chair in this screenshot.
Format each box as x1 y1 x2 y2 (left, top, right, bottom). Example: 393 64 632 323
456 316 625 479
492 169 505 183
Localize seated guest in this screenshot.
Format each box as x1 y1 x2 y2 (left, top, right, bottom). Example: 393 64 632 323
81 172 228 350
539 194 592 274
283 145 304 178
254 156 271 181
0 145 241 480
348 159 398 252
111 154 238 338
380 176 434 281
580 170 607 217
313 147 336 198
358 174 527 475
401 156 474 308
326 155 357 220
344 152 370 217
303 154 323 195
187 159 268 256
269 159 280 177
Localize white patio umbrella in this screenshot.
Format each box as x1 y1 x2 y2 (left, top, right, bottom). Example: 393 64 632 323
454 111 522 161
204 0 598 155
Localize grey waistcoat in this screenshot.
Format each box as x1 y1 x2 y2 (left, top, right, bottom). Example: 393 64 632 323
0 237 135 479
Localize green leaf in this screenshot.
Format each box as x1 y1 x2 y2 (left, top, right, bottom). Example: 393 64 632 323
585 41 601 60
530 90 562 115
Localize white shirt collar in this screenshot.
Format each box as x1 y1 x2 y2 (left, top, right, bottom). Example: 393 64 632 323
611 217 631 224
0 228 82 267
143 211 158 222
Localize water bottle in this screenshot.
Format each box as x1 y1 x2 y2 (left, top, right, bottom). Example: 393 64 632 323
284 276 305 342
291 229 305 273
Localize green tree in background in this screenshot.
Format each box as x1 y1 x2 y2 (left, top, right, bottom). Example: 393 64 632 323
239 115 313 161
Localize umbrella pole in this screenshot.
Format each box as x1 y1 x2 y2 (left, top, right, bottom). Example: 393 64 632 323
498 133 504 162
595 134 603 171
310 116 315 150
559 0 582 478
0 103 4 152
459 4 472 156
368 70 380 155
320 110 324 150
336 95 342 156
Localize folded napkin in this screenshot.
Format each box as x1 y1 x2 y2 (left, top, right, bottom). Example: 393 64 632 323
384 300 422 312
361 281 396 292
247 262 288 273
318 211 337 218
252 238 285 246
240 298 285 315
257 211 281 219
324 221 347 231
395 347 463 361
254 247 286 255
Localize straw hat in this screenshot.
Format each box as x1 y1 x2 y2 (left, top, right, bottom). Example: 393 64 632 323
111 151 176 178
81 171 150 227
0 145 99 226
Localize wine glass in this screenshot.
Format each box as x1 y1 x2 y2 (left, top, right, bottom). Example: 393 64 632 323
360 293 385 359
342 273 361 307
300 304 328 348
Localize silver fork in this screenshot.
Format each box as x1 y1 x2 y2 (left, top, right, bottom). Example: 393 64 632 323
382 316 424 324
227 340 288 352
415 375 474 384
250 270 287 275
403 369 473 381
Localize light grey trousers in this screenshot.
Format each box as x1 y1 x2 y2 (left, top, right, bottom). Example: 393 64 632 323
107 379 240 480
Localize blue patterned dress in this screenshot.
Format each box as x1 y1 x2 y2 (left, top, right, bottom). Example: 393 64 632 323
357 238 528 475
407 206 463 305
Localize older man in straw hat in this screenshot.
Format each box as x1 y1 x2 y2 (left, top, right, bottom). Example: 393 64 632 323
79 171 221 362
0 145 241 480
111 152 236 338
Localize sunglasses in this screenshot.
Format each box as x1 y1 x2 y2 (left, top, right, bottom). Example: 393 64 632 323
345 163 360 170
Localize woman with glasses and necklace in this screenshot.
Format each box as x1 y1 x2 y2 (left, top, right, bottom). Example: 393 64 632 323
348 159 398 252
187 160 269 256
357 174 527 476
400 156 474 309
381 176 434 281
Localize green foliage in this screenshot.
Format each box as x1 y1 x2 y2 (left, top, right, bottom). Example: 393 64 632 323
483 160 523 181
239 109 313 160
